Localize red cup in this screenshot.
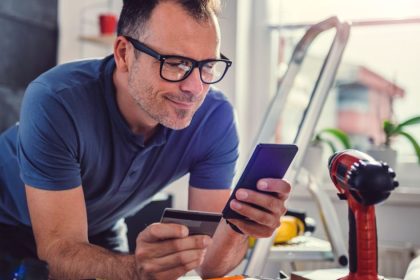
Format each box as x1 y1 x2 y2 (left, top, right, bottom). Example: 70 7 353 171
99 13 117 35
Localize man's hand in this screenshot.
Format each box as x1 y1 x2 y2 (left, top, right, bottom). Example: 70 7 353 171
135 223 212 280
226 178 291 237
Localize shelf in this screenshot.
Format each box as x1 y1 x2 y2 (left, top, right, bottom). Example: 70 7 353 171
269 236 334 262
79 35 116 47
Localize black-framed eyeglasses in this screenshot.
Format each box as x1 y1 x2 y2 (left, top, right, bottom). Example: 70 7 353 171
124 36 232 84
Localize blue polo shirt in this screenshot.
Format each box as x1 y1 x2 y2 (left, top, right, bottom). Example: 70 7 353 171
0 56 239 235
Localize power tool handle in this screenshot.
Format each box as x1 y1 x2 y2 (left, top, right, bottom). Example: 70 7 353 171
348 199 378 278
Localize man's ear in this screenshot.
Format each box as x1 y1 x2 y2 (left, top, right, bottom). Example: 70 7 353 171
114 36 130 72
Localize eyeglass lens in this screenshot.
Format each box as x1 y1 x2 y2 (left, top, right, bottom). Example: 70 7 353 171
161 57 227 83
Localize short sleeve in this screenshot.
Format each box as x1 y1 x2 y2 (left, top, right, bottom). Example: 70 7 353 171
17 82 81 190
189 99 239 189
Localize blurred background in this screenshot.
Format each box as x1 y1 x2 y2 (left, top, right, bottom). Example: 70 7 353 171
1 0 419 278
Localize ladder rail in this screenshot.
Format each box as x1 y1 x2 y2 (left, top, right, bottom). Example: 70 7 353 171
244 16 351 276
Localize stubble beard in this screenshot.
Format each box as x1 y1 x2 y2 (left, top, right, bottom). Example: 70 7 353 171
128 71 201 130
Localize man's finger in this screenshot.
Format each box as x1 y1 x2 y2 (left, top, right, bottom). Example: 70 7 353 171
229 199 283 228
256 178 291 198
138 223 188 243
235 189 286 215
138 234 212 258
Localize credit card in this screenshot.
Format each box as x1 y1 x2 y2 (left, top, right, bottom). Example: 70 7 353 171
160 208 222 237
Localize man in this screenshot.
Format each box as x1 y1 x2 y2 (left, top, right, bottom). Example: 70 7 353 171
0 0 291 279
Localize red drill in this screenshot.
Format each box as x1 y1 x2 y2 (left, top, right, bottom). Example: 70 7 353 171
328 150 399 280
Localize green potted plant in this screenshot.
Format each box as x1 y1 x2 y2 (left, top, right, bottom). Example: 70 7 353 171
383 115 420 164
303 128 352 178
368 115 420 169
312 128 352 154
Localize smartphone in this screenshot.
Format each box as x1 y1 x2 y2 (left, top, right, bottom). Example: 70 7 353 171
222 143 298 220
160 208 222 237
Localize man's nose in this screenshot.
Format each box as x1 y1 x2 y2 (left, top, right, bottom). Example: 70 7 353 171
179 68 204 94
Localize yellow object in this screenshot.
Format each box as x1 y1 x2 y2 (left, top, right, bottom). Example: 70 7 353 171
248 216 305 247
274 216 305 244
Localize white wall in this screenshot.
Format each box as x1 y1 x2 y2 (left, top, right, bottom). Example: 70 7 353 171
58 0 121 62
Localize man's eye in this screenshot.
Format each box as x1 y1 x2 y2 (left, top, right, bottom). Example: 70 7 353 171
165 61 190 71
202 62 218 73
166 62 182 67
205 62 216 69
203 64 214 70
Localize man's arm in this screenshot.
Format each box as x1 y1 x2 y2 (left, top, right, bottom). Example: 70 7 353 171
25 185 138 279
188 186 248 277
26 185 211 279
189 178 291 278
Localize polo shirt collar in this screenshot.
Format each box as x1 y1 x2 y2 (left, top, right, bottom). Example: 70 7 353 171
101 55 169 148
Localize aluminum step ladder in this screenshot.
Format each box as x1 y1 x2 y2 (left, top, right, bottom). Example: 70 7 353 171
243 16 351 276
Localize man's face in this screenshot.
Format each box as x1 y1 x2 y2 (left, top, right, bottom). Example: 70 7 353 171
126 2 221 130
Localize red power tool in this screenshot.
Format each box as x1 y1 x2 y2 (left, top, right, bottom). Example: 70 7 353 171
328 150 399 280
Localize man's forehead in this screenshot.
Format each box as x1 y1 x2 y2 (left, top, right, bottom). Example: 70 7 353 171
140 2 221 58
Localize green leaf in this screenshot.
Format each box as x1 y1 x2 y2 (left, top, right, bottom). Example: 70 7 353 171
324 139 337 155
396 116 420 130
384 116 420 150
399 131 420 164
383 120 396 136
319 128 352 149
